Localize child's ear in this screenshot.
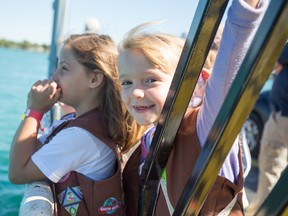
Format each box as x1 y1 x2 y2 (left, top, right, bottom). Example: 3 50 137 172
89 70 104 88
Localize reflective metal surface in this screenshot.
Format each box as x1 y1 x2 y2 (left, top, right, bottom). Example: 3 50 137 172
138 0 229 215
173 0 288 215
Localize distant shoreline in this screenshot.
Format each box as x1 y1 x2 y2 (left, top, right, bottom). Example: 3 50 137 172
0 39 49 53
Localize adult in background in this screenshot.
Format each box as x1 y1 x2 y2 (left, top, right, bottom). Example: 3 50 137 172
245 42 288 216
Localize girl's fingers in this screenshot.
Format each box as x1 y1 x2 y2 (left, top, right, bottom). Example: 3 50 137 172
28 80 60 112
53 88 62 103
31 80 50 92
49 81 58 96
32 80 57 96
31 80 42 91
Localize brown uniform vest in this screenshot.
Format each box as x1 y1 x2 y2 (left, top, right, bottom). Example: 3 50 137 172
123 107 243 216
45 107 124 216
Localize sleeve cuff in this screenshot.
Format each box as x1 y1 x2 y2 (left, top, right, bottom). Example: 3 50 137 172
228 0 269 28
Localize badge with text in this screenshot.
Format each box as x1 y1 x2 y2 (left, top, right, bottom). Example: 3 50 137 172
98 197 121 214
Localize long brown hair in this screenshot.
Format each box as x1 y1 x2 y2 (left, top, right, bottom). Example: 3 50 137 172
64 33 145 151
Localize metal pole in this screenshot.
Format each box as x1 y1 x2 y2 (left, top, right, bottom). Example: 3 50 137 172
47 0 69 125
48 0 69 79
138 0 229 215
173 0 288 215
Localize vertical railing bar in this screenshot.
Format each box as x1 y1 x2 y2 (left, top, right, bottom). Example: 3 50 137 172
138 0 230 215
173 1 288 215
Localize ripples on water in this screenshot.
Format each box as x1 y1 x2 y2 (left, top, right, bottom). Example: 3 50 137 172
0 47 48 216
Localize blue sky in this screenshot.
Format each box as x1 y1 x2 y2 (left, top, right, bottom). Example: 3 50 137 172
0 0 198 44
0 0 231 45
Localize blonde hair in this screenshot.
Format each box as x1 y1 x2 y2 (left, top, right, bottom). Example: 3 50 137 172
64 33 144 151
118 22 185 74
117 23 187 151
204 24 223 70
117 23 187 150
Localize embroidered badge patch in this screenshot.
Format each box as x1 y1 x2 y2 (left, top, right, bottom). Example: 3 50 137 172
98 197 121 214
64 204 79 216
58 186 83 216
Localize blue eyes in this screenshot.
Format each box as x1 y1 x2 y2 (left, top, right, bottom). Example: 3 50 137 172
146 78 156 83
121 81 132 86
121 78 156 86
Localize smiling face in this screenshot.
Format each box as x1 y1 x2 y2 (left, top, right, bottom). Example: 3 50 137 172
52 44 91 109
118 48 173 126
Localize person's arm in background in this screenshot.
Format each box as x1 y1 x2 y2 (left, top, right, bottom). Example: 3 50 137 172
274 42 288 74
197 0 269 146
